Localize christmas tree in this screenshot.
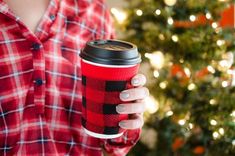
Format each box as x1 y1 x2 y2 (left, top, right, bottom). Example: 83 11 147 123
111 0 235 155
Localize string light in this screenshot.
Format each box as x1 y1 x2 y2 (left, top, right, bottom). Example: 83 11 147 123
230 110 235 117
188 83 196 90
206 12 212 19
227 69 233 74
145 51 165 69
207 65 215 73
189 123 194 129
209 99 217 105
189 15 196 22
210 119 217 126
136 9 143 16
110 8 127 24
178 119 186 126
222 81 229 87
222 52 234 69
219 128 224 135
155 9 161 15
153 70 160 78
230 110 235 123
232 140 235 146
179 59 184 63
166 110 174 116
212 22 218 29
145 96 159 114
171 35 178 42
216 40 225 46
184 68 191 77
164 0 177 6
231 70 235 87
167 17 174 25
219 60 229 68
158 34 165 40
159 81 167 89
213 131 219 139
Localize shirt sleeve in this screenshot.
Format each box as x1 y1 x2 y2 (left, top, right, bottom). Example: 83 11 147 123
101 129 141 156
93 0 116 40
93 1 141 155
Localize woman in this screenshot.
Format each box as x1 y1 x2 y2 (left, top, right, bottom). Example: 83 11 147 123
0 0 149 155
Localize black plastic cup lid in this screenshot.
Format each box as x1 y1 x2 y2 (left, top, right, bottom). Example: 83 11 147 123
80 40 141 65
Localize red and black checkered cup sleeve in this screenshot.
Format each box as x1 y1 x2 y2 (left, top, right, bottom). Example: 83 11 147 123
81 59 140 136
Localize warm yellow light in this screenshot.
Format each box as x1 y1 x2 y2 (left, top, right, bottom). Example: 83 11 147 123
222 81 229 88
145 51 165 69
189 15 196 21
189 123 194 129
164 0 177 6
110 8 127 24
221 52 234 69
179 59 184 63
178 119 186 126
188 83 196 91
207 65 215 73
171 35 178 42
231 110 235 117
145 96 159 114
184 68 191 77
216 40 225 46
155 9 161 15
210 119 217 126
136 9 143 16
232 140 235 146
167 17 174 25
212 22 218 29
206 12 212 19
219 60 229 68
166 111 173 117
153 70 160 78
213 131 219 139
209 99 217 105
159 81 167 89
158 34 165 40
227 69 233 74
219 128 224 135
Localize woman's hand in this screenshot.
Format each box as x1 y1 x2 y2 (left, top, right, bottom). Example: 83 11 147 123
116 74 149 129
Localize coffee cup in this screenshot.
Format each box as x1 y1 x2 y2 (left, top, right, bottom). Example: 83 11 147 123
79 40 141 139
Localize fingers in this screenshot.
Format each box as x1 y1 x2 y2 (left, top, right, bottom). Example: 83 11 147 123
131 74 147 87
119 87 149 102
116 101 146 114
117 74 147 130
119 114 144 130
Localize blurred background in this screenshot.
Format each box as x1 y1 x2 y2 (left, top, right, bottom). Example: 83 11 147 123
106 0 235 156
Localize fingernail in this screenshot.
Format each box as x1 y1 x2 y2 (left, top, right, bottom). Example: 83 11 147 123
120 91 130 100
145 88 150 97
119 122 127 128
116 105 125 113
132 78 139 86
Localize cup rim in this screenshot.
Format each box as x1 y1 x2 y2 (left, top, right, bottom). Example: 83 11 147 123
81 59 138 68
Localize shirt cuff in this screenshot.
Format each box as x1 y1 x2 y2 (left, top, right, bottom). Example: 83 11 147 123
101 128 141 156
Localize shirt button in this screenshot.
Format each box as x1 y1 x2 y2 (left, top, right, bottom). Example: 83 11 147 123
32 43 41 51
35 78 43 86
49 14 56 21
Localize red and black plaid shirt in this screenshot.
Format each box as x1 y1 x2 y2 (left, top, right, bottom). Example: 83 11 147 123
0 0 140 155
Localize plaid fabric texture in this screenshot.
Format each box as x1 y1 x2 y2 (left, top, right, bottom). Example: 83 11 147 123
81 75 131 135
0 0 141 155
